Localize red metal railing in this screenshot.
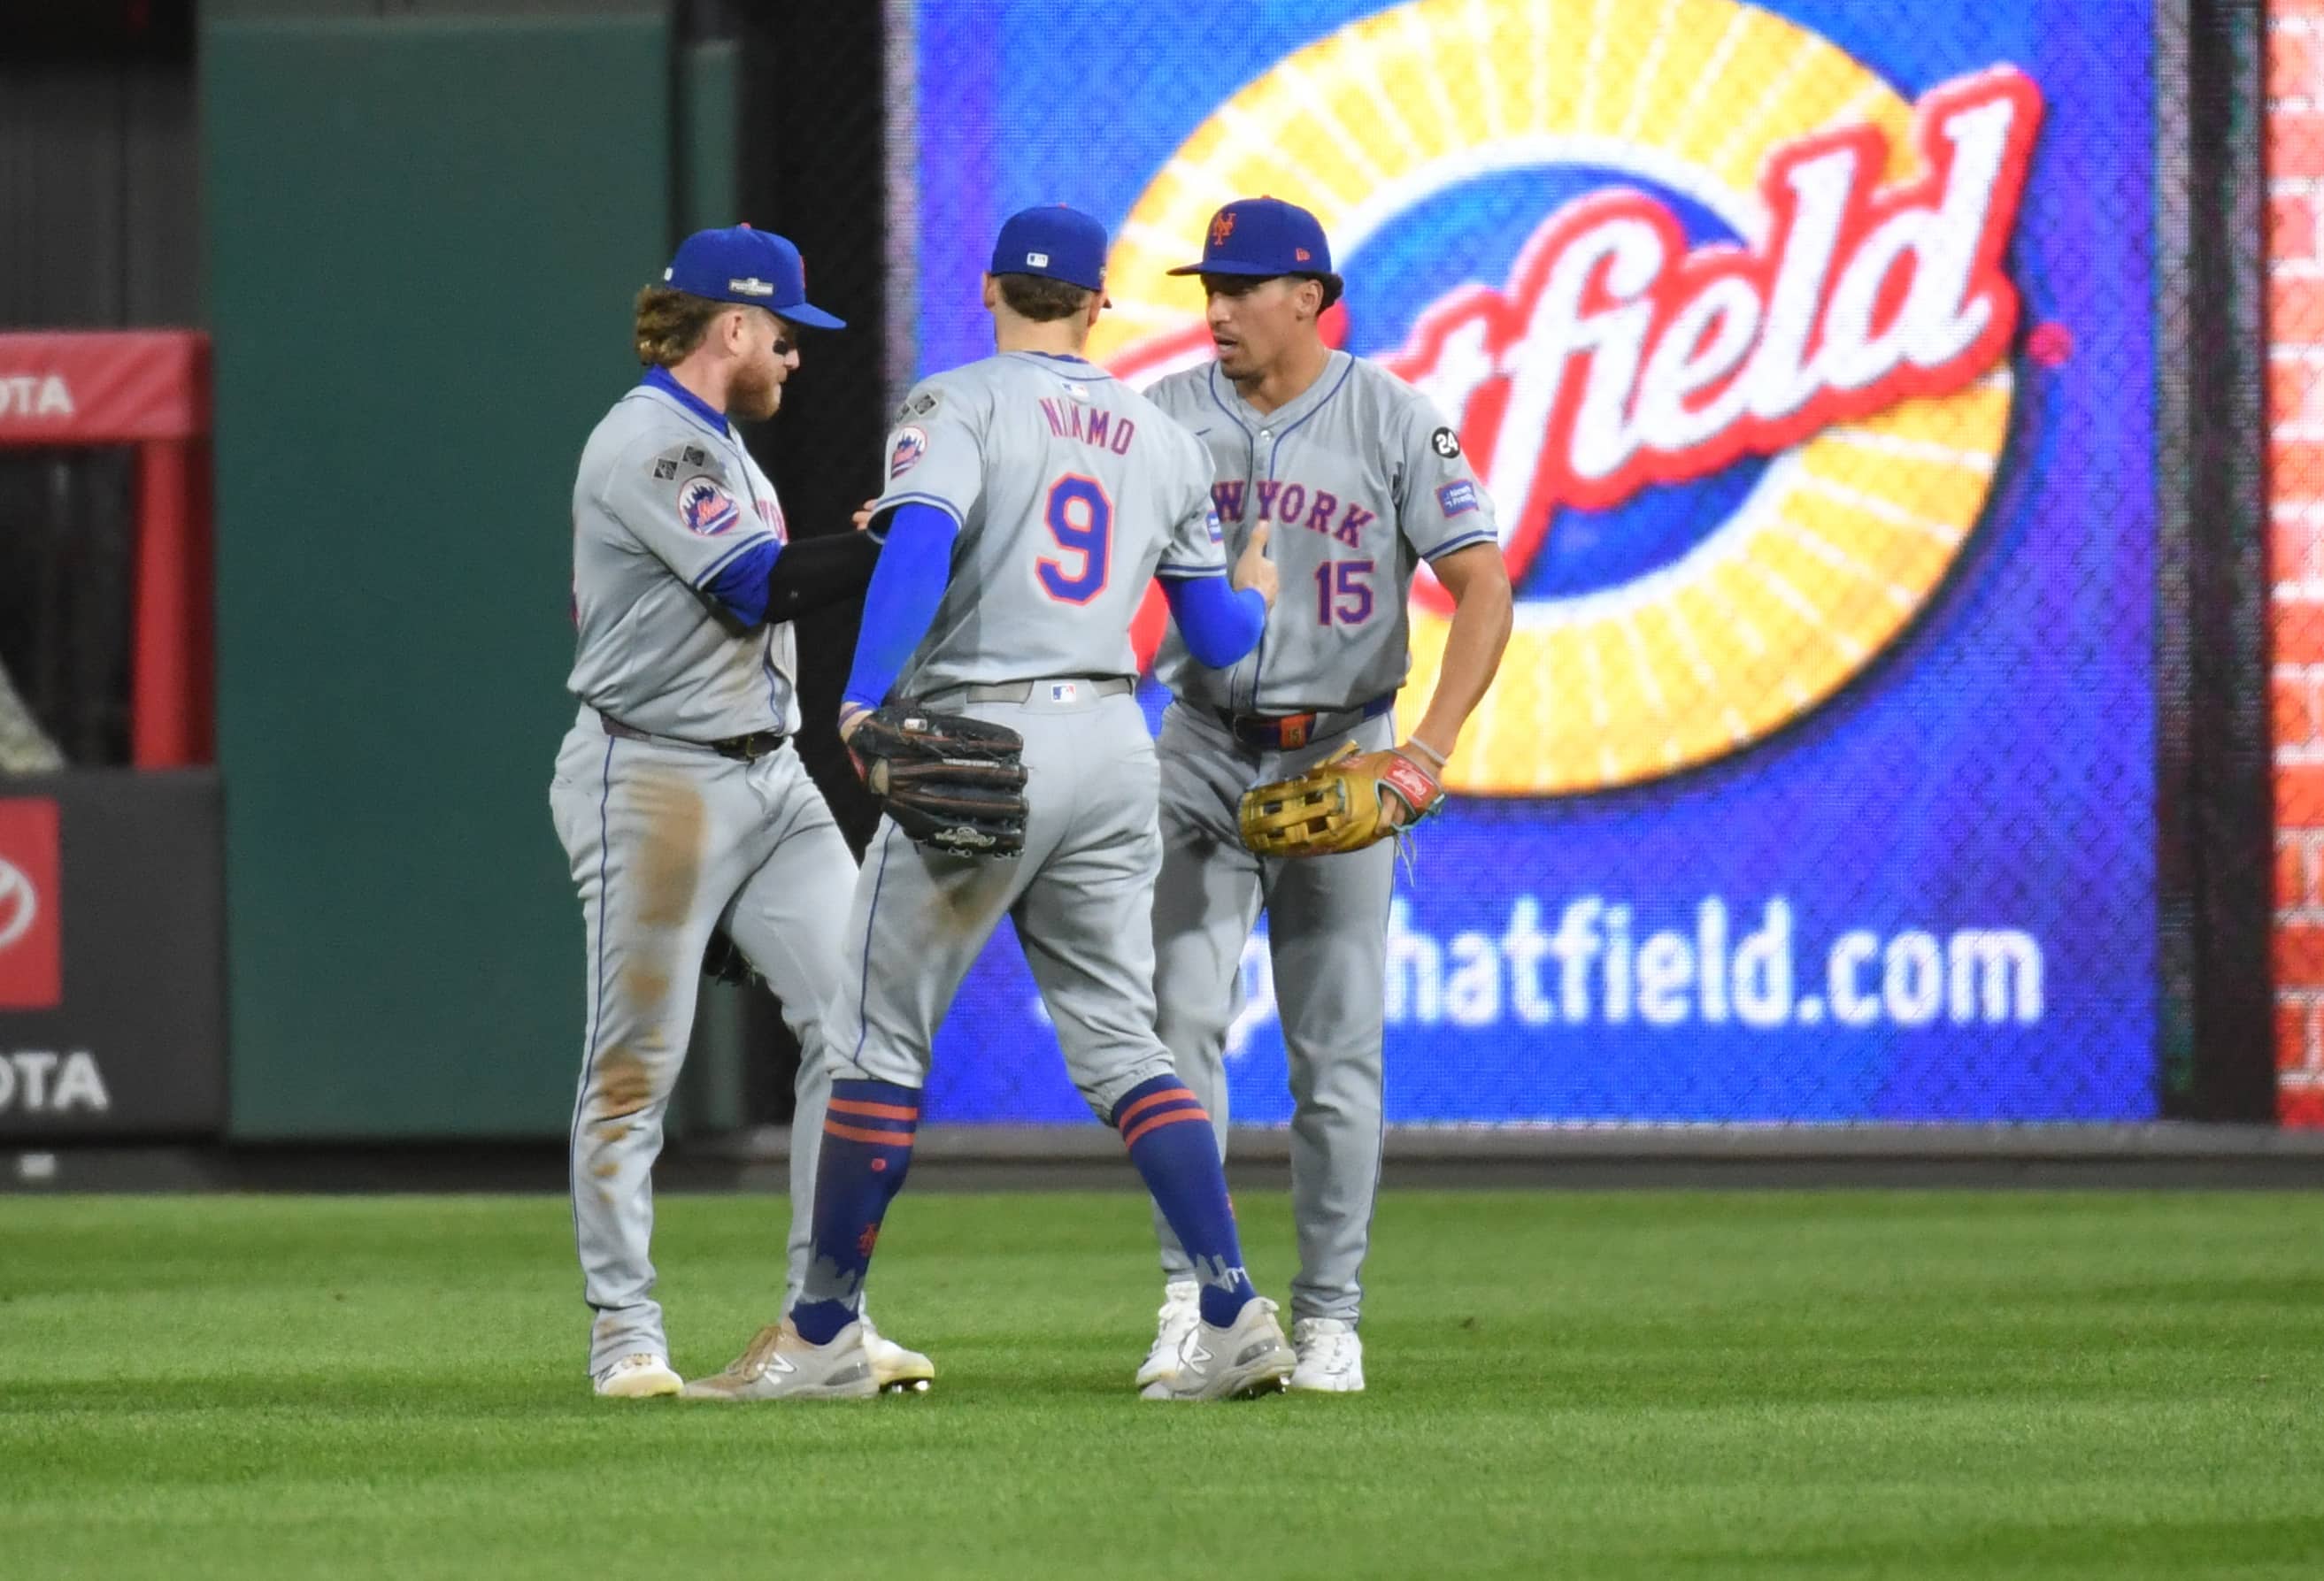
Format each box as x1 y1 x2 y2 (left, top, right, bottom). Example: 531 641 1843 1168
0 331 212 767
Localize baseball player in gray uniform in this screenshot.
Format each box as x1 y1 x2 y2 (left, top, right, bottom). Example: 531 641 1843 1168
686 205 1297 1404
550 225 930 1399
1136 198 1514 1393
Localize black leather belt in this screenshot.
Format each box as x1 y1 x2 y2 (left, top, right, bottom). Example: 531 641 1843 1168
598 711 789 762
1217 693 1395 750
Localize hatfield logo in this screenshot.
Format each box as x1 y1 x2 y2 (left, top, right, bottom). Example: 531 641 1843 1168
1385 69 2040 578
1095 0 2044 795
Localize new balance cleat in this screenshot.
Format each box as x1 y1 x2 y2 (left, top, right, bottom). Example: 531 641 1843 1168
1141 1296 1294 1402
681 1319 879 1401
1289 1317 1365 1393
1134 1280 1201 1391
593 1352 683 1399
859 1311 935 1393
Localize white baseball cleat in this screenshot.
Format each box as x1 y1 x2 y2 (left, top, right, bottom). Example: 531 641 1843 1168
1134 1280 1201 1390
1140 1296 1294 1402
859 1311 935 1393
1289 1317 1365 1393
593 1352 683 1399
681 1319 879 1401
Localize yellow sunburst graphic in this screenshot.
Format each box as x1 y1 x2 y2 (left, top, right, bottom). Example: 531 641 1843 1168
1097 0 2015 796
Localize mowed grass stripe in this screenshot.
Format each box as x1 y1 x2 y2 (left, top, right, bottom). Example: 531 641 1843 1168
0 1191 2318 1579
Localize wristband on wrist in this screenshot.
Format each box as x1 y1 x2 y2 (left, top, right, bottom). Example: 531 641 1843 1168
1403 735 1451 771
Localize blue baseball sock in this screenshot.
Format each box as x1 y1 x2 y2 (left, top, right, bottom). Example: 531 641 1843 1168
1113 1073 1255 1329
790 1078 919 1345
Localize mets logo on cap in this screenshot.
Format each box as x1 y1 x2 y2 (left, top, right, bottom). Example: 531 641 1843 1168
1094 0 2044 797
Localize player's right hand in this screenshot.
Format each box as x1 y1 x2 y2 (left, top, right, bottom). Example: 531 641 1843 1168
1232 522 1278 609
850 497 879 532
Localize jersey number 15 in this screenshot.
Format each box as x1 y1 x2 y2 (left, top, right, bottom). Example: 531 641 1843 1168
1315 559 1375 625
1038 475 1112 605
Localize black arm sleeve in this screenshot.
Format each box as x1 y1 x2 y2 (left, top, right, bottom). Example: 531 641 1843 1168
762 532 882 625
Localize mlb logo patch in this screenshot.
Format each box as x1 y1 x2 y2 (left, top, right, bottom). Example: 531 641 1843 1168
678 475 740 536
1436 480 1480 518
890 425 928 479
1049 681 1080 703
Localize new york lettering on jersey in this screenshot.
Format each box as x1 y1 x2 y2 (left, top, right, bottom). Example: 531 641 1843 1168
566 378 802 741
875 350 1221 695
1146 349 1494 715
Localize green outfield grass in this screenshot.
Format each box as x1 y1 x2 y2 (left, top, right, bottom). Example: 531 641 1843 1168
2 1189 2320 1579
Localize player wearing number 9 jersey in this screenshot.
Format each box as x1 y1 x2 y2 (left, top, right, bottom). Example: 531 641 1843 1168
685 205 1299 1404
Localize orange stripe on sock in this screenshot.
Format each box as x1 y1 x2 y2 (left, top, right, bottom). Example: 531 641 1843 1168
824 1119 917 1147
1115 1086 1197 1130
828 1097 921 1121
1121 1106 1210 1149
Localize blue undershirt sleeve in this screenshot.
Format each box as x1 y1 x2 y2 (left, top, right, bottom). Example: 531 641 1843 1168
702 538 780 626
1162 573 1266 669
843 501 961 710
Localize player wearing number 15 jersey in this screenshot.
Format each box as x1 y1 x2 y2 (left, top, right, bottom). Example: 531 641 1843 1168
1136 198 1513 1395
686 205 1297 1404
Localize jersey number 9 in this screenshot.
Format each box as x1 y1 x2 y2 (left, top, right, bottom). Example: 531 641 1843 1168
1038 475 1112 605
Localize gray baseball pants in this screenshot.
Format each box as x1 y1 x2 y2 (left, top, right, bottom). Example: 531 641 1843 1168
824 682 1176 1119
549 709 853 1378
1147 701 1396 1324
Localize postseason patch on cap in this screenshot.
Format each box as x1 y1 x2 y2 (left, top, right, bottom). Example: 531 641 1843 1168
1437 480 1480 518
889 425 928 479
678 475 740 536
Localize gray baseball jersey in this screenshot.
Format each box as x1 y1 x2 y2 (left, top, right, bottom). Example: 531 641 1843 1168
1144 350 1497 713
553 376 851 1383
566 380 800 741
873 349 1227 691
1139 349 1500 1331
826 349 1227 1129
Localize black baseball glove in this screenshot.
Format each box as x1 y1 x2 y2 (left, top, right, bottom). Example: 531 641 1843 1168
701 927 762 989
848 703 1028 857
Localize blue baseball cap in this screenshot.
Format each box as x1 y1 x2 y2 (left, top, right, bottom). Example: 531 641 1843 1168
661 225 844 330
1168 196 1335 279
989 204 1109 293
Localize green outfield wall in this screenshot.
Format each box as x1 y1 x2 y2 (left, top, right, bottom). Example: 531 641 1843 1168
204 14 679 1137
